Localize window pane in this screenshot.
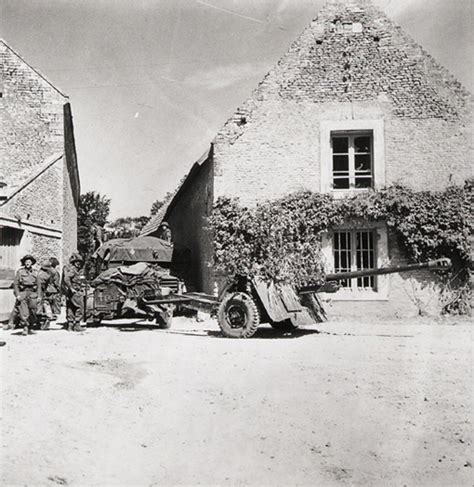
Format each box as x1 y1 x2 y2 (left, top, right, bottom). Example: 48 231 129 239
355 230 375 290
354 136 371 153
332 137 348 153
355 154 371 172
333 155 349 172
334 178 350 189
355 177 372 188
334 231 351 288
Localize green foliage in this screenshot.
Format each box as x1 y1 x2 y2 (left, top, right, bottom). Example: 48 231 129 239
210 182 473 308
108 215 150 238
77 191 111 276
338 181 473 264
211 192 341 287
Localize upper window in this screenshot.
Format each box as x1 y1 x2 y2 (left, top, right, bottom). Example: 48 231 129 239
331 132 373 190
320 119 384 195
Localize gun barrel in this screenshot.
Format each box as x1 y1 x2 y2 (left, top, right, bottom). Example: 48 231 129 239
299 258 451 295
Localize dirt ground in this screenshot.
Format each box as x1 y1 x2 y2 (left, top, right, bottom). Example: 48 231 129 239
0 315 472 487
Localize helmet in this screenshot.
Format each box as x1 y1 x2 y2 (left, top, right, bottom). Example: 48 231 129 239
69 253 83 264
160 221 169 228
49 257 60 267
20 254 36 265
40 259 52 269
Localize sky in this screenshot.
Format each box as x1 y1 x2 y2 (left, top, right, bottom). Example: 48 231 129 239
0 0 472 219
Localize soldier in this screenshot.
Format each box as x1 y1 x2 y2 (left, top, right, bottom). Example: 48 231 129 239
37 259 54 330
13 254 41 336
157 221 172 243
62 253 86 332
47 257 61 320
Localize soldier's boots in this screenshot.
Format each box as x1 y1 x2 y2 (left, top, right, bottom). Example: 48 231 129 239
66 322 85 332
73 323 86 332
40 319 50 330
21 325 35 336
3 322 14 331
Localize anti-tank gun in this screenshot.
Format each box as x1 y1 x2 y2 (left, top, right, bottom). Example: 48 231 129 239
214 258 452 338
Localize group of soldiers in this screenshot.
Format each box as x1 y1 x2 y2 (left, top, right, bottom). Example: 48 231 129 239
4 252 87 336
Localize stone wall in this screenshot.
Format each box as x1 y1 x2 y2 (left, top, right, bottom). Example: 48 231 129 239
213 1 472 204
0 40 79 318
0 41 66 189
2 161 63 230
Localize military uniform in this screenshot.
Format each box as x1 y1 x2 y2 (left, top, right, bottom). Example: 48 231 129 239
37 262 53 329
62 254 85 332
47 265 61 318
13 255 41 335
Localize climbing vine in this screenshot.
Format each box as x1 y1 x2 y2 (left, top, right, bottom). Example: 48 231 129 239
209 181 473 312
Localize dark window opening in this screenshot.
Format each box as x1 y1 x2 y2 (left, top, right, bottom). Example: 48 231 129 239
333 229 376 291
331 132 373 190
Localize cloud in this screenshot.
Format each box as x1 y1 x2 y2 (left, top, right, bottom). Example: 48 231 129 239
183 61 271 90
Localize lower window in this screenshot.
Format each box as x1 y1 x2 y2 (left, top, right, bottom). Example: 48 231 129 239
333 229 376 291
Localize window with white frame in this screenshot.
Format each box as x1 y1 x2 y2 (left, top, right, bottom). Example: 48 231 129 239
331 132 373 190
333 229 377 291
320 120 384 194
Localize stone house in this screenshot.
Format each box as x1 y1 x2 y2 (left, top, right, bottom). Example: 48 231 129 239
142 0 472 318
0 40 80 320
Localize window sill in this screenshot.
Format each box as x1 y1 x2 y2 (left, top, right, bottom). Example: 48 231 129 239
330 188 373 199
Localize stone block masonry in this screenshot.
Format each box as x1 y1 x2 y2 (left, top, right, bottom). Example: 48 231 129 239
213 0 472 205
0 39 80 319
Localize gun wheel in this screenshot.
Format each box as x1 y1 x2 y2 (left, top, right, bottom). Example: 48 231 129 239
218 292 260 338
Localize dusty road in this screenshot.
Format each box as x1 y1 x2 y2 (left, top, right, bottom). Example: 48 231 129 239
1 316 472 486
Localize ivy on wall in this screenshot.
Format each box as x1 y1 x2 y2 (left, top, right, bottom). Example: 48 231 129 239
209 181 473 312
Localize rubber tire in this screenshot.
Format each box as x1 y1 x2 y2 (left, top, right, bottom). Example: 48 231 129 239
155 305 173 329
270 319 298 332
217 292 260 338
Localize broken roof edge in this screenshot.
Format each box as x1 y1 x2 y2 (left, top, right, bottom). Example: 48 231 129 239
212 0 472 145
0 38 68 98
140 146 213 236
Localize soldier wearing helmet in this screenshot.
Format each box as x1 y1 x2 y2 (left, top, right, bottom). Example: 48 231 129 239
61 253 86 332
157 221 172 243
13 254 41 336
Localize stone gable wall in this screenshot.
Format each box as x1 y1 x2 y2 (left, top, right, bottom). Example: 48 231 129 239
0 40 79 275
213 1 472 205
0 42 66 189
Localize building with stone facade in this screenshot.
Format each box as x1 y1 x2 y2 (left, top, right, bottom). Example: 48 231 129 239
142 0 472 319
0 40 80 320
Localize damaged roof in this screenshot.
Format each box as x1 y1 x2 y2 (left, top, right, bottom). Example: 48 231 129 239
141 147 212 236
